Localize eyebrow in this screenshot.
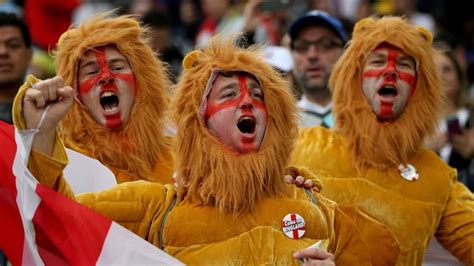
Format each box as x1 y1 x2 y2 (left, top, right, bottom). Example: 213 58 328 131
218 81 238 92
79 60 97 70
108 58 128 65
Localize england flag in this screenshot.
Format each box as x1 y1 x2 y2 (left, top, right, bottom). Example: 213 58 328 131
0 121 183 265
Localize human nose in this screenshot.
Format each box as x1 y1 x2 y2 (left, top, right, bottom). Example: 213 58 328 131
98 68 113 84
239 92 254 108
382 65 398 80
0 44 8 56
306 44 321 59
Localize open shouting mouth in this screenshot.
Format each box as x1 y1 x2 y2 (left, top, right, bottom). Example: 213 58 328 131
100 91 120 114
377 84 398 102
237 115 256 135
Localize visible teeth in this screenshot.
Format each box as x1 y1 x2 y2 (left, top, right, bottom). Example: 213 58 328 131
101 92 116 98
240 116 253 122
104 106 118 112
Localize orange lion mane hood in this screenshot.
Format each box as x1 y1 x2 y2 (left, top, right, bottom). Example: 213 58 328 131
55 14 172 181
330 16 443 170
173 37 297 215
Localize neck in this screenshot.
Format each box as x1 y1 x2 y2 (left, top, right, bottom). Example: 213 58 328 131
0 85 20 102
305 90 332 107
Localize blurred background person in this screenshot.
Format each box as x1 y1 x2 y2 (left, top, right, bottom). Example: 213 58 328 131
195 0 243 47
142 9 185 83
288 10 346 128
426 41 474 192
0 11 32 124
241 0 291 46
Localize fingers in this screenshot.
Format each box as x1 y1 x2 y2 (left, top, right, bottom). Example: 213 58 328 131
303 179 313 189
295 175 305 186
57 85 74 104
25 77 68 108
24 87 46 107
284 175 295 184
293 248 334 260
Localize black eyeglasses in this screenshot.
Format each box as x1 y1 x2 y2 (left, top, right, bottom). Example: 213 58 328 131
292 38 343 53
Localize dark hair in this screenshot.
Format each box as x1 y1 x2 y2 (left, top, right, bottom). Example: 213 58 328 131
0 11 31 48
433 40 467 107
141 10 171 28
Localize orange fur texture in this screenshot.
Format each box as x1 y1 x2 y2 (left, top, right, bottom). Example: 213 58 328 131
55 14 172 181
330 17 443 170
173 37 298 215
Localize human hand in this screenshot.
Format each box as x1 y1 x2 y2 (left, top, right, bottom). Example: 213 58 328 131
285 167 321 192
23 76 73 155
293 248 334 266
284 174 319 192
243 0 263 32
23 76 73 132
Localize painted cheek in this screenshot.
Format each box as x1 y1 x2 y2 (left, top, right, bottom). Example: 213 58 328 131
79 76 99 95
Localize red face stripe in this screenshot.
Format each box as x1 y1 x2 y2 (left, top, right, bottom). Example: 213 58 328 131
78 47 136 96
205 74 266 120
380 101 393 117
362 47 416 89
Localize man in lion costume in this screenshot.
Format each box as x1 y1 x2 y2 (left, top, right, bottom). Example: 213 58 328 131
292 16 474 265
14 33 373 264
17 14 175 185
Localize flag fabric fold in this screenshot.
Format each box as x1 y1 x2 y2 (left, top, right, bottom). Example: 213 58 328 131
0 121 183 265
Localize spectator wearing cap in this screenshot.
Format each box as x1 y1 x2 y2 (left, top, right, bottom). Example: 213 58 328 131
289 10 346 128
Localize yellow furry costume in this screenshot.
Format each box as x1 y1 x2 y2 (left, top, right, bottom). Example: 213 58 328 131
292 16 474 265
17 15 175 184
14 37 372 264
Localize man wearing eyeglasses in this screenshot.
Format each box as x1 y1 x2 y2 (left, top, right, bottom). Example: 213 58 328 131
289 10 346 128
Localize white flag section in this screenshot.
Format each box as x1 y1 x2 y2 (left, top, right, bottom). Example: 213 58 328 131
64 148 117 194
0 121 183 265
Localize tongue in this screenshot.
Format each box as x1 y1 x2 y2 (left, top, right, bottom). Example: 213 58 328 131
103 102 118 111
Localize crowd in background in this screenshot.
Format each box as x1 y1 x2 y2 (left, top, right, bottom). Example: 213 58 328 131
0 0 473 265
0 0 472 89
0 0 472 189
0 1 472 181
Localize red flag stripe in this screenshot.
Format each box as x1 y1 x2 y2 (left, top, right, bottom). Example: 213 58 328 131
0 121 25 265
33 184 112 265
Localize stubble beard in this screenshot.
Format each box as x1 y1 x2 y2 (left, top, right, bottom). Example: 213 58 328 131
297 74 331 99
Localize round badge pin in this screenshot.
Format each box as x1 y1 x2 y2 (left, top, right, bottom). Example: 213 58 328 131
281 213 306 239
398 164 419 181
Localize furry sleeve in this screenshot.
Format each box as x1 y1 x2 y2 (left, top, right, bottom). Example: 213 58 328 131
77 182 175 244
435 176 474 264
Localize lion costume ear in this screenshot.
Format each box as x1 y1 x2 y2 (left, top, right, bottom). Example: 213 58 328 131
354 17 375 35
183 50 204 70
415 26 433 44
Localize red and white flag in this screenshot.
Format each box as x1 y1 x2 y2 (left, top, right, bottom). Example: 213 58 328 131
0 121 183 265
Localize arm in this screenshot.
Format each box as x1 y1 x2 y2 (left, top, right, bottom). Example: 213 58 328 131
321 199 372 265
436 179 474 264
13 75 75 197
77 182 176 243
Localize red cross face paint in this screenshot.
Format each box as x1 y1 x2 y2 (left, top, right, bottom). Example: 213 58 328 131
77 45 136 129
361 43 417 121
202 71 267 154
